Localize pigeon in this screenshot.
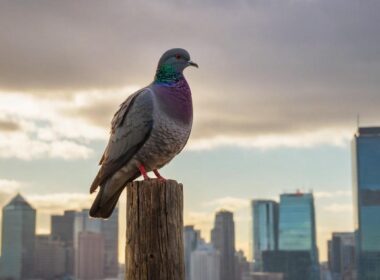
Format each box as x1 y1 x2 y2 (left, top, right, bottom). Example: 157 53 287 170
89 48 198 218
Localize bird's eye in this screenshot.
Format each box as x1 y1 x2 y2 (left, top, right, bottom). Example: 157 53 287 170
175 54 181 60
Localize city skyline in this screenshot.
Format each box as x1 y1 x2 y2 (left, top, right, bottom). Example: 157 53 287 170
0 182 353 264
0 167 355 264
2 0 380 268
0 188 359 279
0 193 119 279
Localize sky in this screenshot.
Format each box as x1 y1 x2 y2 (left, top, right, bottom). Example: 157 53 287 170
0 0 380 262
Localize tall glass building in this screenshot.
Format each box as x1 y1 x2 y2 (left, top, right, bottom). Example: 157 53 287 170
184 225 201 280
278 192 319 279
352 127 380 279
211 210 235 280
251 200 278 270
0 194 36 279
101 206 119 278
327 232 356 279
51 210 76 276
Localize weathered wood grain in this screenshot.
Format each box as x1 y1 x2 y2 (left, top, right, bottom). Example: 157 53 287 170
126 179 184 280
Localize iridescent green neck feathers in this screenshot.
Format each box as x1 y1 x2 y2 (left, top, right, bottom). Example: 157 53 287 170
154 64 183 84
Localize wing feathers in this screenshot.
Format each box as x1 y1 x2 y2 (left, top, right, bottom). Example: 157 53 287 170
90 88 154 193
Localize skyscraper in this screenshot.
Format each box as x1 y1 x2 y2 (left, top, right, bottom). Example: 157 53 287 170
184 225 201 280
101 206 119 278
74 209 102 249
251 200 278 270
76 231 105 280
263 250 311 280
73 208 119 278
51 210 76 276
327 232 356 280
0 194 36 279
33 234 66 279
211 210 236 280
190 243 220 280
352 127 380 279
277 192 319 280
74 209 103 277
235 250 250 280
279 192 317 253
51 210 76 246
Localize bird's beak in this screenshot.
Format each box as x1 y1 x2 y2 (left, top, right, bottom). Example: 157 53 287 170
188 61 199 68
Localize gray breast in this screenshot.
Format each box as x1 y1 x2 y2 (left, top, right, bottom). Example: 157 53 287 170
134 95 192 171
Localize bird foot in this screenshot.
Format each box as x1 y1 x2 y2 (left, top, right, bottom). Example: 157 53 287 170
153 169 166 181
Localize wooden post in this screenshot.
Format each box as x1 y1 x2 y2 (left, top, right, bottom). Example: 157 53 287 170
125 179 184 280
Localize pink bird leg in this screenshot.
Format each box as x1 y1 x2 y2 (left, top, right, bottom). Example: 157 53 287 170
153 169 166 181
138 164 150 180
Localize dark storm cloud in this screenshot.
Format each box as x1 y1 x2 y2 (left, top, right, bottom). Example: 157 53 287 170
1 0 380 141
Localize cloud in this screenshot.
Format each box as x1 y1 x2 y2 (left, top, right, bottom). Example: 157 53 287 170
184 211 215 242
2 0 377 93
0 93 105 141
0 179 26 206
203 197 249 212
0 179 24 192
0 131 93 160
323 203 353 213
186 211 214 226
48 140 93 160
186 196 250 225
314 190 352 199
188 129 352 150
0 93 101 159
26 192 93 213
0 181 93 213
0 119 20 132
185 198 251 257
1 0 380 151
62 86 140 128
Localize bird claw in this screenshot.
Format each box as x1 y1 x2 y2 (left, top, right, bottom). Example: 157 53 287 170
142 175 151 180
139 165 166 181
153 169 166 181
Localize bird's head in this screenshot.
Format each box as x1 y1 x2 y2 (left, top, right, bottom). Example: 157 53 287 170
155 48 198 83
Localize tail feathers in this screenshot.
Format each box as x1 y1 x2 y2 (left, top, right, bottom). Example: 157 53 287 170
89 171 140 219
90 174 101 194
89 183 125 219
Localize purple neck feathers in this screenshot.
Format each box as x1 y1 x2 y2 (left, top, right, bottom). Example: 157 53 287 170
152 78 193 125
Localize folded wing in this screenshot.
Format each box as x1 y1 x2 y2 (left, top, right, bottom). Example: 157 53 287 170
90 88 154 193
